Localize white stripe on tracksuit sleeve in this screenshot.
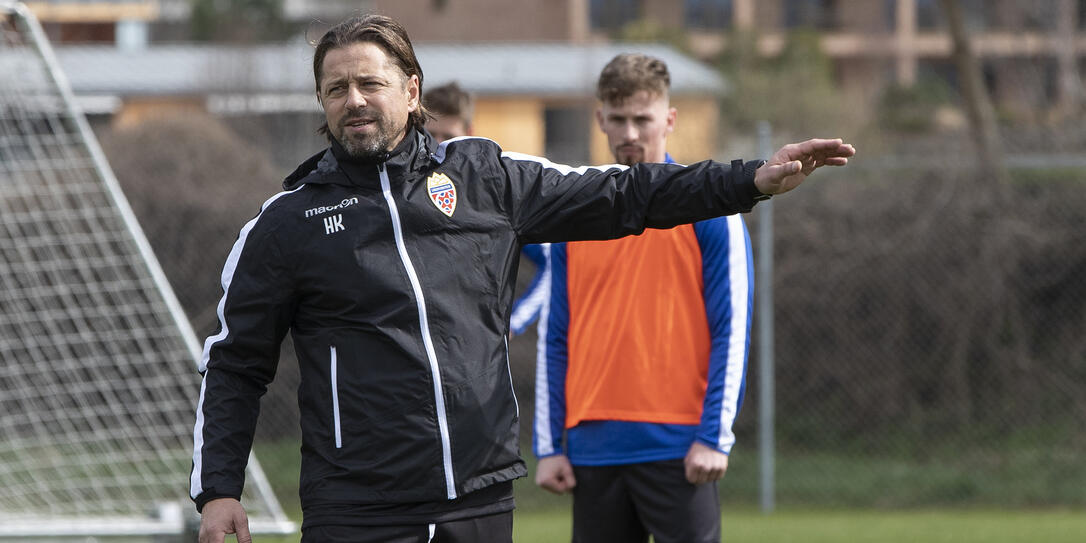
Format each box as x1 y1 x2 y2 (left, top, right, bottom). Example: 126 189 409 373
695 214 753 453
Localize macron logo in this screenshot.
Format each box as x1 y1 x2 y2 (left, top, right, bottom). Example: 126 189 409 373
305 197 359 218
323 214 345 235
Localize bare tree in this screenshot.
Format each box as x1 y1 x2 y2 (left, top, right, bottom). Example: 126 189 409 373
938 0 1010 188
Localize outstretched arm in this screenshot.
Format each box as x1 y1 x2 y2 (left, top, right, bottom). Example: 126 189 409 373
501 138 855 244
502 152 761 244
754 138 856 196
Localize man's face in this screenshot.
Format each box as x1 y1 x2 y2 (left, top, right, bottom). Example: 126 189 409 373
425 115 470 143
319 42 419 161
596 89 675 165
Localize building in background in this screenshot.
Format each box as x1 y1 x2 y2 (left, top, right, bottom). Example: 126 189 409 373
33 1 724 165
23 0 375 45
419 43 724 165
23 0 160 47
33 0 1086 163
57 41 724 168
374 0 1084 120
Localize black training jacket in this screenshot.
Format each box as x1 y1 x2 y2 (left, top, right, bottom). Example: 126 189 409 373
189 128 766 521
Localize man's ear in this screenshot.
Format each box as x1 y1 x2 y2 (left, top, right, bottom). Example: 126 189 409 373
406 74 420 112
595 107 605 130
666 106 677 135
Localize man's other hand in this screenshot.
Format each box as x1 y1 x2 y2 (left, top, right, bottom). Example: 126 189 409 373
535 454 577 494
754 138 856 196
684 442 729 485
199 498 251 543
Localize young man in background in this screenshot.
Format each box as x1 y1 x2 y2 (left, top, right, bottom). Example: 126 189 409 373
534 53 753 543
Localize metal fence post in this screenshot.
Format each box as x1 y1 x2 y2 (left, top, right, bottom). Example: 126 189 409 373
756 120 776 514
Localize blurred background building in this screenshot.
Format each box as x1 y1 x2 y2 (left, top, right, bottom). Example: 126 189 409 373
379 0 1083 120
26 0 1086 165
8 0 1084 522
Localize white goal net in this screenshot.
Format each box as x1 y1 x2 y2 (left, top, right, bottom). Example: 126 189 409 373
0 2 293 537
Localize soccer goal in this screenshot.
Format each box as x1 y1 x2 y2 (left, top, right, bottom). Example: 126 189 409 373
0 2 294 538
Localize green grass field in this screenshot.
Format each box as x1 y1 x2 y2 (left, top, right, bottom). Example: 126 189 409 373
518 508 1086 543
249 477 1086 542
250 440 1086 542
253 508 1086 542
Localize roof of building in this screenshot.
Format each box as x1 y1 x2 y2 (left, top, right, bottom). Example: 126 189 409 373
420 42 727 97
55 41 727 105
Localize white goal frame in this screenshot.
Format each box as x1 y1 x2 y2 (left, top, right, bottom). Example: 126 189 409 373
0 1 294 537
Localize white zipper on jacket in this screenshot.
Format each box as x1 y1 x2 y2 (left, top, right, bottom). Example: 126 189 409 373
378 163 457 500
503 336 519 418
330 345 342 449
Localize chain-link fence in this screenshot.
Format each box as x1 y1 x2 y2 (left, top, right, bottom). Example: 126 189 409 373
95 109 1086 515
74 0 1086 516
4 2 1083 538
736 147 1086 508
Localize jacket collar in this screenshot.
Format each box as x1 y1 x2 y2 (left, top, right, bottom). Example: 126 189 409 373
283 125 436 191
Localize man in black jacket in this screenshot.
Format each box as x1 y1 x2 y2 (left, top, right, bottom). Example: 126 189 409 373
191 14 855 543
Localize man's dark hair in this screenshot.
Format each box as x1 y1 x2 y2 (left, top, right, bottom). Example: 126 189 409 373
313 14 431 137
423 82 474 123
596 53 671 105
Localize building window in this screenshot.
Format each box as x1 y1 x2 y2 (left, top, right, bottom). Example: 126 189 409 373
544 106 591 166
44 22 116 44
916 0 988 30
783 0 838 29
916 0 942 29
685 0 732 29
959 0 988 30
984 1 1058 31
884 0 896 30
1020 1 1058 31
590 0 642 31
982 57 1059 110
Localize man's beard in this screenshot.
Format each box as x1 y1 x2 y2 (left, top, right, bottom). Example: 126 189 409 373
337 117 396 162
615 145 642 166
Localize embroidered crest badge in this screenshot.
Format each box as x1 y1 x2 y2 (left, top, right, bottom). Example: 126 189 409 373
427 172 457 217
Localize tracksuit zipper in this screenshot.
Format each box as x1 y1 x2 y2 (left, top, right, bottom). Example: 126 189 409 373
330 345 342 449
377 163 458 500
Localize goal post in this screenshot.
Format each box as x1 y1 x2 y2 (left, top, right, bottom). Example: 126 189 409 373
0 1 294 537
